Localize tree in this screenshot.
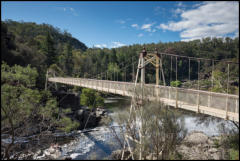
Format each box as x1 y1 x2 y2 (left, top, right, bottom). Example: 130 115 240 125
107 62 120 80
65 42 73 75
115 86 186 160
80 88 104 109
42 31 57 67
1 62 79 159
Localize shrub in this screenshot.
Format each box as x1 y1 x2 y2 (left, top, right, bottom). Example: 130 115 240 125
170 80 182 87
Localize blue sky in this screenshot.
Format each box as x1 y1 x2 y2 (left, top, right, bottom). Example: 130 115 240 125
1 1 239 48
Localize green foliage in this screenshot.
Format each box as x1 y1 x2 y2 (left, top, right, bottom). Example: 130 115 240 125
57 117 79 133
42 32 57 67
95 93 104 107
107 62 120 80
80 88 104 108
1 63 79 135
49 63 64 76
1 84 41 127
1 61 38 87
170 80 181 87
211 70 228 93
229 148 239 160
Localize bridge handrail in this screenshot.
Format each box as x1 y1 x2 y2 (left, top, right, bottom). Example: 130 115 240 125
48 77 239 99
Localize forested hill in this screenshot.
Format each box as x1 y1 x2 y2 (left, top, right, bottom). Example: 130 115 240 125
3 20 87 50
1 20 88 89
1 20 87 66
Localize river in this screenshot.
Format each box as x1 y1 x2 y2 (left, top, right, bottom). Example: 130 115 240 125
59 96 235 160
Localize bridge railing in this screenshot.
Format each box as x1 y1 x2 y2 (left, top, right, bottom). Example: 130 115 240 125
144 84 238 113
48 77 239 121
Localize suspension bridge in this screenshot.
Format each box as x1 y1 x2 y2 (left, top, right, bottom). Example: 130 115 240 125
47 48 239 122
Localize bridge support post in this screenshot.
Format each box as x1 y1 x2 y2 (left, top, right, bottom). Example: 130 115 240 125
176 88 178 108
197 93 200 113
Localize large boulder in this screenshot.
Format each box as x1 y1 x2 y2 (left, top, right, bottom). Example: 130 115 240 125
183 131 209 145
177 131 224 160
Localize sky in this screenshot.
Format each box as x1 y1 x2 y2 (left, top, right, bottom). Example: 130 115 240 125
1 1 239 49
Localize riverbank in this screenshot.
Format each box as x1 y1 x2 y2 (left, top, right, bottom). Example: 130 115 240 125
1 105 110 160
2 96 237 160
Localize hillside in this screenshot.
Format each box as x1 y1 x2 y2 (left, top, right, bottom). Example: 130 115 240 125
1 20 87 66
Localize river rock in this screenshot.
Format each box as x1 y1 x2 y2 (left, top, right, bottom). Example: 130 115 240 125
183 131 209 145
44 145 62 159
77 109 84 116
111 149 131 160
33 150 44 159
177 131 224 160
95 108 106 117
74 107 108 129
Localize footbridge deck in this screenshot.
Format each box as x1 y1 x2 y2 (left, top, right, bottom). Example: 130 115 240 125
48 77 239 122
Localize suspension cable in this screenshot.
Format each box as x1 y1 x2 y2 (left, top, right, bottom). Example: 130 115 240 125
90 59 138 81
143 50 239 64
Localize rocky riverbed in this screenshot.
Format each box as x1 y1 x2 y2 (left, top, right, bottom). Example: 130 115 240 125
1 106 110 160
176 131 227 160
111 131 227 160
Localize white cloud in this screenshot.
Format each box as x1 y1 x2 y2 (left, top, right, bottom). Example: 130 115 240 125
111 42 126 48
141 23 156 32
157 1 239 41
63 8 66 11
94 44 107 48
131 24 139 29
70 8 74 11
141 24 152 30
138 33 143 37
94 45 102 48
102 44 107 48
